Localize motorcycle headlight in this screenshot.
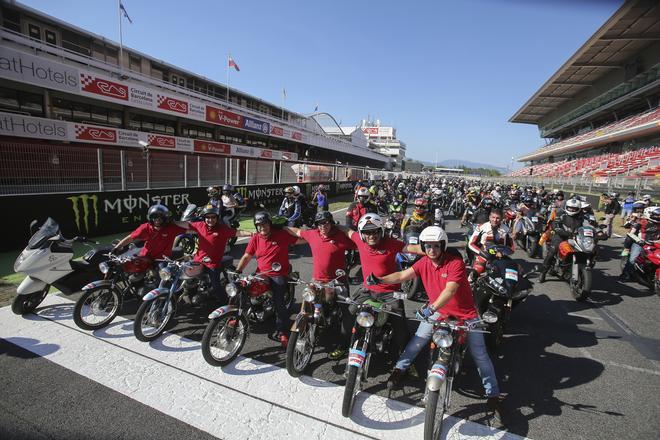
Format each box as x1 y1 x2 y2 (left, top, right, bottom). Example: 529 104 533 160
98 262 109 274
432 329 453 348
13 252 26 272
356 311 375 328
385 220 394 229
303 287 316 303
159 267 172 281
226 283 238 298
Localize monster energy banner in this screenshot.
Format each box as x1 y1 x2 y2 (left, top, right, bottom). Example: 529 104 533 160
1 181 358 251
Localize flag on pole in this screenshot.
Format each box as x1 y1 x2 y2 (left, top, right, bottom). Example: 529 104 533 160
283 88 287 99
314 103 318 112
119 2 133 24
228 56 240 72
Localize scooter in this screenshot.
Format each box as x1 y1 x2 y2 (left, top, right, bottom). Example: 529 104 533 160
12 218 115 315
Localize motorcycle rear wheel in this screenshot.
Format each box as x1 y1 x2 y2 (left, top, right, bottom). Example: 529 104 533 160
201 312 249 366
424 383 448 440
11 286 49 315
285 326 315 377
134 296 175 341
73 286 121 330
341 365 360 417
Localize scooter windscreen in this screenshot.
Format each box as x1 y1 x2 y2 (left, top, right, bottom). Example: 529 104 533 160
27 218 60 250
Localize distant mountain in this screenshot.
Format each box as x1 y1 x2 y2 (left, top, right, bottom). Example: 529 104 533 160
425 159 508 173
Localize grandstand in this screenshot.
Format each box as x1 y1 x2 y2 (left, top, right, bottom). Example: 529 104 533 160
509 0 660 188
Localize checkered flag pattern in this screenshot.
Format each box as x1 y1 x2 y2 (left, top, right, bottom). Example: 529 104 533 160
74 125 87 137
80 74 95 88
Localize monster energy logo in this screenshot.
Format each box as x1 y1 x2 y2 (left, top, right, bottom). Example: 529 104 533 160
68 194 99 233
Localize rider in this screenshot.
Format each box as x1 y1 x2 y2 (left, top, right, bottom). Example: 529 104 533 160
313 184 330 212
539 198 584 283
283 211 357 359
345 187 380 280
621 206 660 281
112 204 187 259
401 198 434 235
335 213 424 359
184 204 253 304
220 183 246 226
279 186 303 227
207 186 222 208
369 225 505 424
235 211 302 347
463 197 494 227
468 209 514 281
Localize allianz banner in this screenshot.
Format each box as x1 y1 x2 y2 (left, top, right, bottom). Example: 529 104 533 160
0 181 356 251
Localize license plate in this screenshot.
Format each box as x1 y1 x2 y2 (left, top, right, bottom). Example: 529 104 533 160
505 268 518 281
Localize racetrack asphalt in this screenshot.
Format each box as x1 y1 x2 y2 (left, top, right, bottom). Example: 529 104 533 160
1 207 659 440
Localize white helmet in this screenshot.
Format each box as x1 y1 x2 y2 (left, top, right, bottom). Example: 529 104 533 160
397 182 405 189
580 201 591 209
293 185 301 196
433 188 442 196
419 226 448 252
357 213 384 241
356 187 371 202
565 198 581 216
643 206 658 221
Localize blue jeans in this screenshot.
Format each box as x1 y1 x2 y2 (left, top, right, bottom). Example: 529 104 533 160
395 313 500 397
205 266 227 305
269 276 292 333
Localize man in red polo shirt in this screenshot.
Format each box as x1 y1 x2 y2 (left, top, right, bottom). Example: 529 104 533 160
236 211 302 347
371 225 505 425
112 204 188 259
185 204 253 304
335 213 424 359
284 210 356 358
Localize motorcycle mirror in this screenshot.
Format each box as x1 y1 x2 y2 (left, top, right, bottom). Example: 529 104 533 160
335 269 346 278
271 262 282 272
29 219 39 235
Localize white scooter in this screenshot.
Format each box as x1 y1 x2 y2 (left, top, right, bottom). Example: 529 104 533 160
12 218 131 315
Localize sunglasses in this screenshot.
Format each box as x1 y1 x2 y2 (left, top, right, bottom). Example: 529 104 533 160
362 229 380 236
424 243 443 249
316 221 331 226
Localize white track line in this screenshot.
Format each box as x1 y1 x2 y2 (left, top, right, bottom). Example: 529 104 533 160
0 295 526 440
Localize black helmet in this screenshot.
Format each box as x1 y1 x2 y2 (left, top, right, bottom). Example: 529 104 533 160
147 204 171 225
556 190 564 199
482 198 494 208
222 183 233 193
200 204 220 218
254 211 272 227
314 211 334 225
207 186 219 197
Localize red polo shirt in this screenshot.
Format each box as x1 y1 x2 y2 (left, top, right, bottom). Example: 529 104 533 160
300 228 356 281
412 253 477 320
188 221 236 269
351 234 404 293
130 222 186 259
245 228 298 276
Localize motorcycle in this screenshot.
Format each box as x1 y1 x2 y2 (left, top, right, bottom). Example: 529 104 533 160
548 224 599 301
201 263 297 366
516 212 545 259
397 230 425 300
133 254 232 341
339 291 408 417
471 245 533 351
420 316 488 440
285 270 347 377
623 236 660 295
73 250 158 330
12 218 111 315
384 212 405 239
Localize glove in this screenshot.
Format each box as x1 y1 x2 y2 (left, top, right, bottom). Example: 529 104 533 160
366 273 381 286
416 304 435 319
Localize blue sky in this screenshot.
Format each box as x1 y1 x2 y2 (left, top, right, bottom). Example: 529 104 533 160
21 0 622 168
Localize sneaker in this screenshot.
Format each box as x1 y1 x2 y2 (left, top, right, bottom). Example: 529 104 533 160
278 333 289 349
328 347 348 360
387 368 405 389
487 396 506 428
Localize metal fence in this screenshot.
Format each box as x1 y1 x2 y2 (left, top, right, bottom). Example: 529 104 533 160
0 142 390 195
492 174 659 197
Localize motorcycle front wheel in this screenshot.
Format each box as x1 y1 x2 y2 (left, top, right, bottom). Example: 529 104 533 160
424 382 449 440
341 365 360 417
286 325 315 377
402 277 422 301
134 296 175 341
73 286 122 330
201 312 249 366
570 264 592 301
11 286 49 315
